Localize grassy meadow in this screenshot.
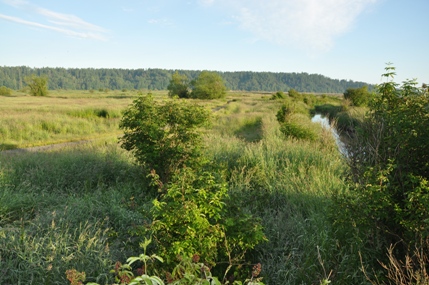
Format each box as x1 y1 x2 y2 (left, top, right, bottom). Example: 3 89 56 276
0 90 368 284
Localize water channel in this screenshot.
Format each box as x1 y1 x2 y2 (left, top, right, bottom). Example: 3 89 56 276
311 114 347 156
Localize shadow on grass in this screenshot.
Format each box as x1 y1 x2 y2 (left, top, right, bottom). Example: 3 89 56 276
0 143 19 151
311 104 343 118
234 117 263 143
312 104 361 133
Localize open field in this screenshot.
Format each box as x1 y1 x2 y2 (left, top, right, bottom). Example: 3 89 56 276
0 89 146 149
0 90 370 284
0 90 276 149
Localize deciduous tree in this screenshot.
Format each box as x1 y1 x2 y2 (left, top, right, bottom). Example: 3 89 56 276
190 71 227 99
25 75 48 96
167 71 190 98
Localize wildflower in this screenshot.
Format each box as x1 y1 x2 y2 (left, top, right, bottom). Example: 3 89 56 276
252 263 262 278
65 269 86 285
192 254 200 263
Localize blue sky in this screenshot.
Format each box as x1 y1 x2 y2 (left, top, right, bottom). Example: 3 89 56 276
0 0 428 85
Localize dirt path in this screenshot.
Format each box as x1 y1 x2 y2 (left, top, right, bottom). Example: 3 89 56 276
1 102 233 156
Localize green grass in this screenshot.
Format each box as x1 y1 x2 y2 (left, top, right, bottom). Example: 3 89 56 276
0 91 367 284
0 90 168 149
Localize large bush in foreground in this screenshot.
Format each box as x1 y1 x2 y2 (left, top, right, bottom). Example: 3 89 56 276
149 167 266 278
119 94 211 184
335 66 429 281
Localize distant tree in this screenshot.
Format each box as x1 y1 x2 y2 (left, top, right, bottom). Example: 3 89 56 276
167 71 190 98
0 66 373 93
25 75 48 96
190 71 227 99
343 85 372 106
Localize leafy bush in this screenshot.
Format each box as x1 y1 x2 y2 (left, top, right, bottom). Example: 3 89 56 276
69 238 265 285
279 122 316 141
275 104 293 123
270 91 285 100
334 65 429 278
119 94 211 184
343 85 372 106
150 168 227 268
0 85 12 96
288 89 301 98
148 167 266 277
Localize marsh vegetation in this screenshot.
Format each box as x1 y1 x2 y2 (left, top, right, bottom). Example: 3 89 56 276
1 70 428 285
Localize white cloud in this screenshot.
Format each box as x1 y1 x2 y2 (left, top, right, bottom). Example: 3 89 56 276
0 14 107 41
2 0 26 8
36 8 107 33
203 0 379 51
1 0 108 40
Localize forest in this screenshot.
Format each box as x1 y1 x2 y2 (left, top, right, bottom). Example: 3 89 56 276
0 66 370 93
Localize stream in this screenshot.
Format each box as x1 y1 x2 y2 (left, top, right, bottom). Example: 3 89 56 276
311 114 347 156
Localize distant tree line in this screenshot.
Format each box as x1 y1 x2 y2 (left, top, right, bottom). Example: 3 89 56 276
0 66 371 93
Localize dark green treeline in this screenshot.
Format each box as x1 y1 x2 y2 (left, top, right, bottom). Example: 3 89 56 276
0 66 370 93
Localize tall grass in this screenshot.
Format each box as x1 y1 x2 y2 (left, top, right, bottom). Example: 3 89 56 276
0 91 158 149
205 96 365 284
0 141 152 284
0 91 366 284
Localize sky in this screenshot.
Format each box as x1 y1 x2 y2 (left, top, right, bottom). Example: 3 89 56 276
0 0 428 85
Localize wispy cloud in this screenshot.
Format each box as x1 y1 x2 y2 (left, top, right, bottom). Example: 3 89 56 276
0 14 107 40
2 0 26 8
1 0 108 40
201 0 379 51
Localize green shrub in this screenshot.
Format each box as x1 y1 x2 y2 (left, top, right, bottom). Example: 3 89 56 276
0 86 12 96
276 104 293 123
119 94 211 184
279 121 316 141
334 65 429 279
288 89 301 98
148 167 266 277
270 91 285 100
343 85 372 106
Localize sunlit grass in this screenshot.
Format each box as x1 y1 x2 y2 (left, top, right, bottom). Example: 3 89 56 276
0 90 362 284
0 90 169 149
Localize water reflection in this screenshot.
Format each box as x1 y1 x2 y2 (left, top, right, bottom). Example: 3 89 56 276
311 114 347 156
